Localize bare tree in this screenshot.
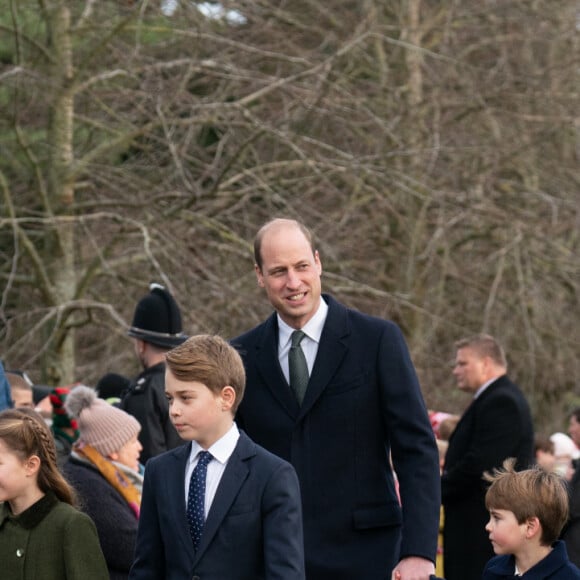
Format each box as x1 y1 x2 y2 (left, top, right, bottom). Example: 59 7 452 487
0 0 578 432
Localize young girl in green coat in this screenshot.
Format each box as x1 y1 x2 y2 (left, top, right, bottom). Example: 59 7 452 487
0 408 109 580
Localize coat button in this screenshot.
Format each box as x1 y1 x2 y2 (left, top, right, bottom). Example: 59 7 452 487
16 549 24 557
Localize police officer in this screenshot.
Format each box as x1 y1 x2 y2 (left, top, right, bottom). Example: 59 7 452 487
120 283 187 463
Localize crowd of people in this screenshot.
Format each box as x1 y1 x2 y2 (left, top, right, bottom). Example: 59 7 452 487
0 217 579 579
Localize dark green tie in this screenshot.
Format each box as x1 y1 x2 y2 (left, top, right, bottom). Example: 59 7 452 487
289 330 309 404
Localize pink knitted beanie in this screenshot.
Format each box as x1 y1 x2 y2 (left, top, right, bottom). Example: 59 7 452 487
65 385 141 456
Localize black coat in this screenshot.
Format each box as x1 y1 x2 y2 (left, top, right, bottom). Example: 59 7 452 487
441 375 535 580
63 456 139 580
562 460 580 567
233 294 440 580
120 362 182 463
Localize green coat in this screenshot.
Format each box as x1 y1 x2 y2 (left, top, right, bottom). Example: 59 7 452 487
0 491 109 580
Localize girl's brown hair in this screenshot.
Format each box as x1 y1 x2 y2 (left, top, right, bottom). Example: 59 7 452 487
0 408 76 505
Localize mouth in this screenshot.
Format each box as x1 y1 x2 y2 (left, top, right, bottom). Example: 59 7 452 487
287 292 306 302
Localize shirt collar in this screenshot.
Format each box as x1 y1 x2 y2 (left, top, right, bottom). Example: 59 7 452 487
277 296 329 347
188 422 240 466
473 375 503 399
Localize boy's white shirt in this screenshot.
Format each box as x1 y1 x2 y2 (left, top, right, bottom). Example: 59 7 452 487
184 422 240 517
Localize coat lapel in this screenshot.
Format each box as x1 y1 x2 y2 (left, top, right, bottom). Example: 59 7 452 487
299 295 349 418
167 443 197 560
254 314 301 417
193 433 254 562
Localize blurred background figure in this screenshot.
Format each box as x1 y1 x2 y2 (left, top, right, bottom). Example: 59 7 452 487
442 334 534 580
550 432 578 481
120 283 187 463
96 372 131 407
534 434 556 472
5 371 34 409
50 386 80 466
31 381 54 421
64 385 143 580
0 362 11 411
562 408 580 567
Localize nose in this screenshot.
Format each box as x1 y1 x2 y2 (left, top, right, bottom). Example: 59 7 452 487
485 519 492 532
285 268 300 288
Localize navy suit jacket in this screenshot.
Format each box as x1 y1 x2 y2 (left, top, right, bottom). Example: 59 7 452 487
129 431 305 580
233 294 440 579
442 374 535 580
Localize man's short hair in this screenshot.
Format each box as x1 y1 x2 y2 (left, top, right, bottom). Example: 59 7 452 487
253 218 315 270
455 334 507 369
165 335 246 413
484 458 569 545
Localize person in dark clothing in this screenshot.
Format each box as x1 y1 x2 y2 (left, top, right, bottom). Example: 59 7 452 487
442 334 535 580
96 372 131 406
232 218 440 580
561 408 580 567
63 386 143 580
120 283 187 463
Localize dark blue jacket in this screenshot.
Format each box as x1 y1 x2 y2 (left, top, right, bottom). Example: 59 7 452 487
233 294 440 579
129 431 305 580
482 541 580 579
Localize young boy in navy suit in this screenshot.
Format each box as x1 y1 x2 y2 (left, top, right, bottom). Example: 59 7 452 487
129 334 305 580
482 459 580 579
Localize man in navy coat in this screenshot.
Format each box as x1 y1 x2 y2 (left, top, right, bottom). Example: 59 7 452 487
233 218 440 580
442 334 534 580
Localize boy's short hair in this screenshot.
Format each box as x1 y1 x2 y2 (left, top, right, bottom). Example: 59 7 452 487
534 434 555 455
165 335 246 413
484 458 569 545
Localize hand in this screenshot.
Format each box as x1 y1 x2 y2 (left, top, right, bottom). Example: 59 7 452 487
391 556 435 580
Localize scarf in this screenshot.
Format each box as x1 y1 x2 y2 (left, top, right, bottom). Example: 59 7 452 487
73 443 141 518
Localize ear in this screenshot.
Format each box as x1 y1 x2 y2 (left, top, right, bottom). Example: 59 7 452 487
314 250 322 275
108 451 119 462
220 385 236 412
525 516 542 539
254 264 265 288
25 455 41 477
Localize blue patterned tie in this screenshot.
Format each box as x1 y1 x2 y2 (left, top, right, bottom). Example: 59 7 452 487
187 451 213 550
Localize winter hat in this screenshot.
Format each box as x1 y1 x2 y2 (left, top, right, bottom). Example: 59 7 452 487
50 386 79 440
127 283 187 348
65 385 141 456
550 432 580 460
96 372 130 402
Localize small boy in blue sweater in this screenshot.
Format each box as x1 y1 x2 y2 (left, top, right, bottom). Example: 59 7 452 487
482 458 580 579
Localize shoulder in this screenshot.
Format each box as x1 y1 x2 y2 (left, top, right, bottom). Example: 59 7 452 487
481 554 512 577
232 315 274 347
63 457 107 486
480 376 529 406
238 431 295 472
46 500 97 530
145 443 189 472
323 294 405 342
